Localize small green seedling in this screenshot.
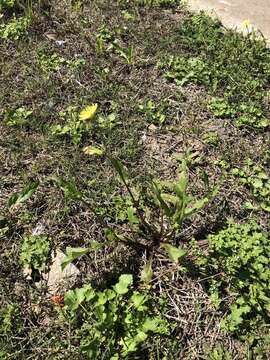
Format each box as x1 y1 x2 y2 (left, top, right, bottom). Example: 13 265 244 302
138 99 166 125
4 107 33 127
8 181 39 208
20 234 50 272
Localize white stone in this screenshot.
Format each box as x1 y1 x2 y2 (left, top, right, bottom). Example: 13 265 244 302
44 250 80 295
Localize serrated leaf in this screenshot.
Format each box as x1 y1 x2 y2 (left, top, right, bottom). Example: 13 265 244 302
127 207 139 224
162 243 187 263
55 178 82 200
88 240 106 251
176 161 188 194
142 318 160 332
152 182 171 217
61 247 89 270
160 193 178 205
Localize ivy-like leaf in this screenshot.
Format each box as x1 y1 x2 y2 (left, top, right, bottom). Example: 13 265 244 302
131 292 147 310
64 284 93 311
113 274 133 295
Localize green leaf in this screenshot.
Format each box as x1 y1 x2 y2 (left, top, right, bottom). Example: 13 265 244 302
184 197 209 216
131 292 147 310
110 158 128 184
127 207 139 224
64 285 93 311
140 257 153 284
56 178 82 200
152 182 171 217
113 274 133 295
160 193 178 205
61 247 89 270
162 243 187 263
252 178 263 189
142 318 161 332
176 161 188 195
88 240 106 251
8 181 39 208
121 331 147 355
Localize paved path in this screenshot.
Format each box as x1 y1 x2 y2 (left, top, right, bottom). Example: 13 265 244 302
187 0 270 45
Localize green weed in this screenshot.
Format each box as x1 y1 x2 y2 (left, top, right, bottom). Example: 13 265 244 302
202 131 219 146
37 51 86 77
0 0 15 12
96 25 134 64
119 0 180 7
164 56 211 87
0 304 22 336
51 106 92 145
161 13 270 128
205 221 270 334
4 107 33 127
20 234 50 272
232 158 270 212
109 158 212 248
206 346 233 360
0 303 23 359
63 274 169 359
208 98 235 118
0 15 30 40
8 181 39 209
138 99 167 125
97 112 121 130
51 102 122 146
61 158 212 274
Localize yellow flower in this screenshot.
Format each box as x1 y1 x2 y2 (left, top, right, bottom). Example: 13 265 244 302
242 19 251 29
83 146 104 156
79 104 98 121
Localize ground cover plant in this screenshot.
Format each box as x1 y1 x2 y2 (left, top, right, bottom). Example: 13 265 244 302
0 0 270 359
160 14 270 128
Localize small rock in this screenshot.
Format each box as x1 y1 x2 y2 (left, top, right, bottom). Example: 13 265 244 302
23 265 32 280
13 282 25 296
141 133 147 142
45 32 57 41
148 124 157 132
43 250 80 295
55 40 66 46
